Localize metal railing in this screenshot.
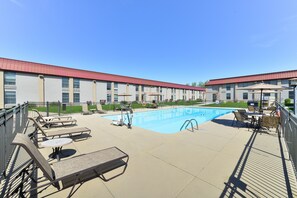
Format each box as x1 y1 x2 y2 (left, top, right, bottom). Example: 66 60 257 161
180 119 199 132
277 102 297 178
0 103 28 180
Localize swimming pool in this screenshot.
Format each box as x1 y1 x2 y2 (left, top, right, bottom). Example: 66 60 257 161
103 107 233 134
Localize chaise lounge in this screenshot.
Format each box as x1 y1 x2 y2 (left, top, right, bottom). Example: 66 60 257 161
29 117 91 140
90 103 107 114
32 109 77 128
33 109 73 121
81 104 93 115
12 133 129 197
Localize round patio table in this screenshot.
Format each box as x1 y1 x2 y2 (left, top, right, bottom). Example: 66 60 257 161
245 112 265 130
41 138 73 161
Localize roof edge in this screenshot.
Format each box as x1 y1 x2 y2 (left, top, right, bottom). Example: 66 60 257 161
0 57 205 91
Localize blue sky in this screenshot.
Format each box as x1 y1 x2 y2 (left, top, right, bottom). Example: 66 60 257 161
1 0 297 85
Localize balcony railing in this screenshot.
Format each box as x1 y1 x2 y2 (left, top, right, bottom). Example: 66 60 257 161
277 102 297 178
0 103 29 178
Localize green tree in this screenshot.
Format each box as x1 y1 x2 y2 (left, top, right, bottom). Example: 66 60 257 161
198 81 208 87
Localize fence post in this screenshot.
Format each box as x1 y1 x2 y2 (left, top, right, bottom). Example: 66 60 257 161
58 101 61 116
46 101 49 117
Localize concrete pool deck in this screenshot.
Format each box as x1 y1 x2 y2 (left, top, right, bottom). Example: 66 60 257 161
36 109 297 197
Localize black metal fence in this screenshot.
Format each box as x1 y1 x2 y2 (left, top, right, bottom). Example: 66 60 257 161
278 102 297 178
0 103 28 179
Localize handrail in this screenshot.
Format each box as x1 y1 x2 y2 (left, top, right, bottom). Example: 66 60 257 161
180 120 191 131
180 118 199 132
190 119 199 130
185 120 194 132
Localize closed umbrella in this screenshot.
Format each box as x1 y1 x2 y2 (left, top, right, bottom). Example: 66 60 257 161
118 93 132 102
148 92 161 102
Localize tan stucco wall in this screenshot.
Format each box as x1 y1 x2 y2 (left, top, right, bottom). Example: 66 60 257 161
93 80 96 103
38 75 44 103
138 85 141 101
111 82 114 102
69 78 74 103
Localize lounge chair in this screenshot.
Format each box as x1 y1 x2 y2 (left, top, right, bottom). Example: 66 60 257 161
32 109 73 122
90 104 107 114
82 104 93 115
12 133 129 197
29 117 91 140
32 109 77 128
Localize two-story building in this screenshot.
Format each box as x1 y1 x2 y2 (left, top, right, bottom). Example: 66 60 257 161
0 58 205 108
205 70 297 104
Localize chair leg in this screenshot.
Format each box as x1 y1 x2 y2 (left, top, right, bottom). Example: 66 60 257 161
232 117 236 126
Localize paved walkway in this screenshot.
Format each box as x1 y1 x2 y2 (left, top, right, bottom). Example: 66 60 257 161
37 110 297 197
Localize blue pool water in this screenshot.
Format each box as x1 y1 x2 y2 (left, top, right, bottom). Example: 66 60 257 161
103 107 233 134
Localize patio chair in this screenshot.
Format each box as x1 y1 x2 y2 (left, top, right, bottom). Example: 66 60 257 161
29 117 91 140
259 115 280 132
237 109 253 123
266 106 277 116
82 104 93 115
247 106 257 112
32 109 73 122
232 111 252 129
11 133 129 197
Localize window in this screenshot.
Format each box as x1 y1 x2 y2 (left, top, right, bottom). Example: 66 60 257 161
136 94 139 101
243 93 248 100
4 72 16 85
160 88 162 93
107 94 111 103
226 93 231 100
73 79 80 89
226 85 231 91
289 91 294 99
62 93 69 103
136 85 139 91
114 83 118 90
107 82 112 90
73 93 80 103
62 77 69 88
5 91 16 104
114 94 118 103
141 86 144 92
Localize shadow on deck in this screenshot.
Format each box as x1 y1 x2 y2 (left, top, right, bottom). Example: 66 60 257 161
219 129 296 197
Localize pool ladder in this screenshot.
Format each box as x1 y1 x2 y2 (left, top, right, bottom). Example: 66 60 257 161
180 119 199 132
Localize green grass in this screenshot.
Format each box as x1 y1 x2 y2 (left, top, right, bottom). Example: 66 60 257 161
203 101 248 108
28 99 204 114
29 105 83 114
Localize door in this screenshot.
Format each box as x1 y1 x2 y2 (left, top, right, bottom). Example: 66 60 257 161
213 94 217 102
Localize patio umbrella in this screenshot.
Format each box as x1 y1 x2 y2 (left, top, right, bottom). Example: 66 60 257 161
237 83 286 110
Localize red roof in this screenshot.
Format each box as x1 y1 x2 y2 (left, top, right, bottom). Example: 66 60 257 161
0 57 205 91
206 70 297 86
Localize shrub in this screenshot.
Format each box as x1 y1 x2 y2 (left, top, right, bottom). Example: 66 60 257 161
284 98 292 106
